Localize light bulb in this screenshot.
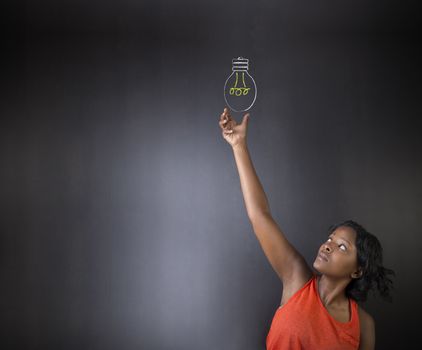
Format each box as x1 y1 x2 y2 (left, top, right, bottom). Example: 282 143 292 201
223 57 257 112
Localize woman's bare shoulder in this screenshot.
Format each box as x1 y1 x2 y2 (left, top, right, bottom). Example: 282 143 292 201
358 305 375 325
357 305 375 350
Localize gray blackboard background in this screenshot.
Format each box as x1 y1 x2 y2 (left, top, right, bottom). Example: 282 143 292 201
2 1 421 349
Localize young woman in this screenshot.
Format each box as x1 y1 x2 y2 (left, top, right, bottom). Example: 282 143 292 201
218 108 394 350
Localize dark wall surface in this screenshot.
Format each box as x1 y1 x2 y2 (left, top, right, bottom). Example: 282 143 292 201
2 1 421 349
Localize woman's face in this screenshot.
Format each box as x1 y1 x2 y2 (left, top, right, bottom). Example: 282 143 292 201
313 226 361 279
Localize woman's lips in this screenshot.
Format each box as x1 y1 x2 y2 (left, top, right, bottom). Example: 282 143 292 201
318 252 329 262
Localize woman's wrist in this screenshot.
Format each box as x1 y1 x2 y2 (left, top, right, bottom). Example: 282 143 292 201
232 142 248 152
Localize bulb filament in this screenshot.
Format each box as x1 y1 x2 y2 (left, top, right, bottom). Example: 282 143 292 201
230 72 250 96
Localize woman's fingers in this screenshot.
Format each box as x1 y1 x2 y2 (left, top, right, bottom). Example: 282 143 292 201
221 108 231 120
220 109 232 129
219 119 228 129
220 120 235 131
220 108 236 133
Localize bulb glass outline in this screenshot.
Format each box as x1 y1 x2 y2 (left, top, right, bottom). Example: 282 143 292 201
223 57 257 112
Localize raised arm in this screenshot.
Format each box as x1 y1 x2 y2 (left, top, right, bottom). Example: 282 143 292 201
219 108 312 289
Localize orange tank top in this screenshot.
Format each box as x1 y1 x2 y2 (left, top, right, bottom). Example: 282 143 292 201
266 274 360 350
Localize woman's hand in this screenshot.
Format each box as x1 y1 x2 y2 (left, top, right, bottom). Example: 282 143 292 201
219 107 250 149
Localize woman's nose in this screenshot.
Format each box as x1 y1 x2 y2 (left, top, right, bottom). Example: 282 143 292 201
324 244 332 253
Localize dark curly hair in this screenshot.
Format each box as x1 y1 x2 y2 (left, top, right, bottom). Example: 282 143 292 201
327 220 395 303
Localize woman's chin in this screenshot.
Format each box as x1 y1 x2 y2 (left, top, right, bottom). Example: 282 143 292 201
312 260 322 272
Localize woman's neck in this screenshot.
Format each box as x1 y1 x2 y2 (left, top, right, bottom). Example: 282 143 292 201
317 274 351 307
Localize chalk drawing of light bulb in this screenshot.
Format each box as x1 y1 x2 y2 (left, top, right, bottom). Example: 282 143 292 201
223 57 257 112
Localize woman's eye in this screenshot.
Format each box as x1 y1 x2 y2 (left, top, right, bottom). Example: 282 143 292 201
339 244 346 251
327 238 332 242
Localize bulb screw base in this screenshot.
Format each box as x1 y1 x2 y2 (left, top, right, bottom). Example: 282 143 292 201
232 57 249 72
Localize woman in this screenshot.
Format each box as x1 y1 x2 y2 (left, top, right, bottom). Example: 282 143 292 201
218 108 394 350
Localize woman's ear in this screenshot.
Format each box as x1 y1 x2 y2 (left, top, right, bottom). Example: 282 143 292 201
351 267 363 279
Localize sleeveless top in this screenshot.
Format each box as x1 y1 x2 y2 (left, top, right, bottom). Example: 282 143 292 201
266 275 360 350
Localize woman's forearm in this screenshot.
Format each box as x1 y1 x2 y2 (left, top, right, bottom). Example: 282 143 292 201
232 144 271 220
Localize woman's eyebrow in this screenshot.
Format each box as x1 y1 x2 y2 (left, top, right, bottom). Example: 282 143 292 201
331 232 352 245
339 237 352 245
